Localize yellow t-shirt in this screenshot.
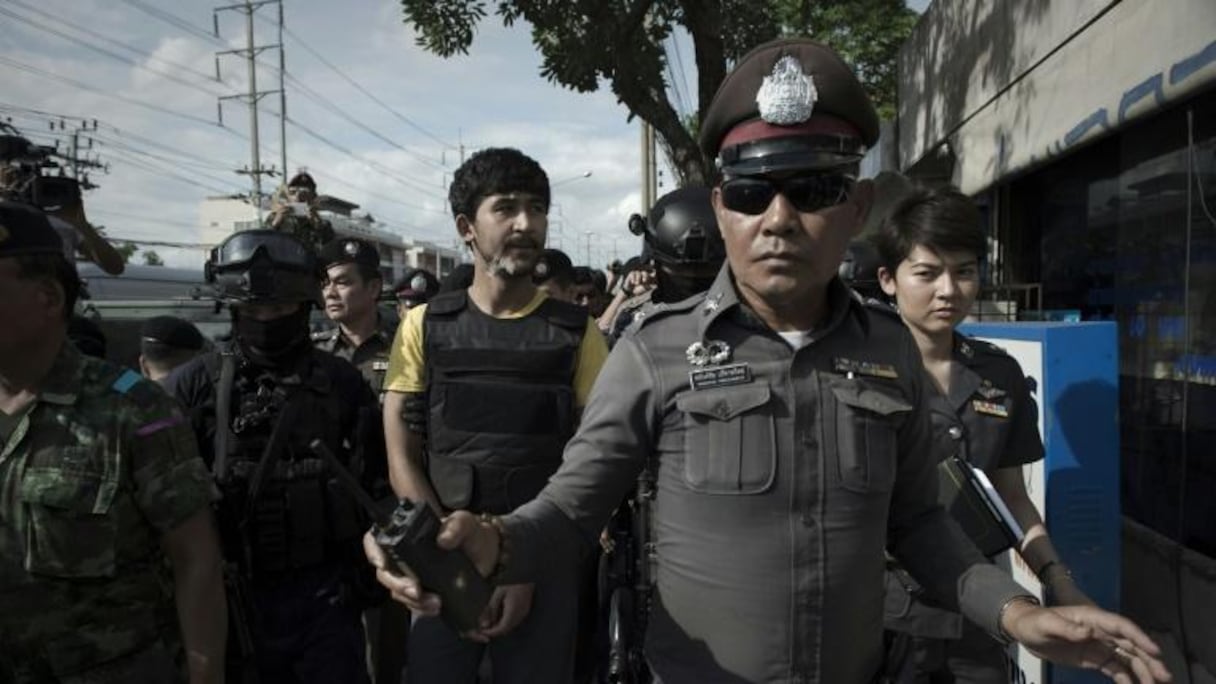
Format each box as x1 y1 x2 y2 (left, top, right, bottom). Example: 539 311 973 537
383 290 608 407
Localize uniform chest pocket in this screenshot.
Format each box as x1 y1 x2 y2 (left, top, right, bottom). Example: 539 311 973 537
676 385 776 494
829 378 912 494
21 460 120 579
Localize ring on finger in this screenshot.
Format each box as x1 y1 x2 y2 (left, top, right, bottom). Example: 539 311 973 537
1112 645 1135 666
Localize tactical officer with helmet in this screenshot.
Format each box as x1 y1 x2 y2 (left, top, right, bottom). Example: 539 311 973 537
602 186 724 344
166 229 380 683
839 238 887 303
369 39 1171 684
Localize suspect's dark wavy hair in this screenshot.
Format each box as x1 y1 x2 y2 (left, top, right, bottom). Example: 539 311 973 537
873 185 987 274
448 147 550 220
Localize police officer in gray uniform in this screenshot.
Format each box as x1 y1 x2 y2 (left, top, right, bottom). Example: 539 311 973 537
368 39 1170 684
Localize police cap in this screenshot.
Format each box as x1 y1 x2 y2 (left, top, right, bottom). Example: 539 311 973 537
319 237 381 272
141 315 205 351
699 38 879 176
533 248 574 284
0 200 63 258
394 267 440 304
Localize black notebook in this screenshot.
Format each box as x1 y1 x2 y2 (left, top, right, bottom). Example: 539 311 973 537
937 455 1024 557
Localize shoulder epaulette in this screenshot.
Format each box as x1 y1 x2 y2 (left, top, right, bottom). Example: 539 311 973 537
629 295 699 333
108 367 163 409
862 296 901 319
964 336 1009 357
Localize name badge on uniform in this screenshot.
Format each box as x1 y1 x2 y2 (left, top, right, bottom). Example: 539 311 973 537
373 361 390 371
833 357 899 379
972 399 1009 418
689 363 753 391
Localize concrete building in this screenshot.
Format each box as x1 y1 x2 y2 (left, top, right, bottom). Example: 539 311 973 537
197 194 462 284
897 1 1215 680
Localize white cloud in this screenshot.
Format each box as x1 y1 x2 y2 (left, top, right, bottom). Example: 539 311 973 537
4 0 650 271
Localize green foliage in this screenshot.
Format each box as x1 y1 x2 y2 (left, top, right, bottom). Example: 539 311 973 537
783 0 919 121
114 241 137 264
400 0 918 183
141 250 164 267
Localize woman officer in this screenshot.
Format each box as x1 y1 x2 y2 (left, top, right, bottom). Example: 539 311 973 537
874 186 1094 682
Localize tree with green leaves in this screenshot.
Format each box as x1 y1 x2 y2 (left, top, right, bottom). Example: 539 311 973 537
400 0 917 185
141 250 164 267
114 240 137 265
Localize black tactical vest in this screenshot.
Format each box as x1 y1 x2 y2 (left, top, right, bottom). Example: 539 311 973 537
204 350 363 582
423 290 586 514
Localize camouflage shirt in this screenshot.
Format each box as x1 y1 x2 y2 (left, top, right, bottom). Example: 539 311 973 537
0 344 213 681
270 212 335 252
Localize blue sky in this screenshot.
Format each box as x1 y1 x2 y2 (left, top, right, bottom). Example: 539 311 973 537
1 0 926 268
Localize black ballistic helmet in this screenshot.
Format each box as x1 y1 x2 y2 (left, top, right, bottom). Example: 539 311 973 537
206 229 319 304
839 239 883 299
629 186 724 267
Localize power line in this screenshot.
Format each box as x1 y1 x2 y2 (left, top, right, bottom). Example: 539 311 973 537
670 33 694 113
0 6 226 99
103 146 245 196
6 0 221 85
89 208 202 233
101 142 246 191
0 55 239 131
117 0 225 46
262 15 455 150
281 112 445 197
272 66 446 171
663 38 688 119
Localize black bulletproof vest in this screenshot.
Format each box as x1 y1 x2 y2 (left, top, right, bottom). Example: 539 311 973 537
423 290 586 514
204 350 363 581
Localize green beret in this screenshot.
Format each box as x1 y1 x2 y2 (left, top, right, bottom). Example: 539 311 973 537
0 200 64 258
699 38 880 176
319 237 381 271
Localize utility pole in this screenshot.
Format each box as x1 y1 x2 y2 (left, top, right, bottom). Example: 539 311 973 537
55 118 105 189
640 120 657 213
584 231 592 266
215 0 283 225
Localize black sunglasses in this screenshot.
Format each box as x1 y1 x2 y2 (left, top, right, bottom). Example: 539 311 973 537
720 173 854 215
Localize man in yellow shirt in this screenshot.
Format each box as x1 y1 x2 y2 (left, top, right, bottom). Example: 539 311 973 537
381 147 608 684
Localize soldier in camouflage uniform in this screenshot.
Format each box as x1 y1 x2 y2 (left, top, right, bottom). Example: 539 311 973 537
268 172 335 251
0 200 226 683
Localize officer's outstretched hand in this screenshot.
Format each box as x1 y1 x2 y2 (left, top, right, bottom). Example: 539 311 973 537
1001 599 1172 683
362 510 501 616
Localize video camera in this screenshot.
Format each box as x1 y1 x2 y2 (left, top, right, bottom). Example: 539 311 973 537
0 134 82 211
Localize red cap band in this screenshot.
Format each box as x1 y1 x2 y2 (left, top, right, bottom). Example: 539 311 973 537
719 114 862 152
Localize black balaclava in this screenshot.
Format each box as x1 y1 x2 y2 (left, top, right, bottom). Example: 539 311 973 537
233 303 312 368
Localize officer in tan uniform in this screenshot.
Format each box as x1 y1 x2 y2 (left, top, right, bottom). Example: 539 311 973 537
0 200 225 683
368 40 1171 684
313 237 397 395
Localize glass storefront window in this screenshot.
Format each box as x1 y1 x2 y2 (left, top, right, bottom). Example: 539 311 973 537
1012 90 1216 558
